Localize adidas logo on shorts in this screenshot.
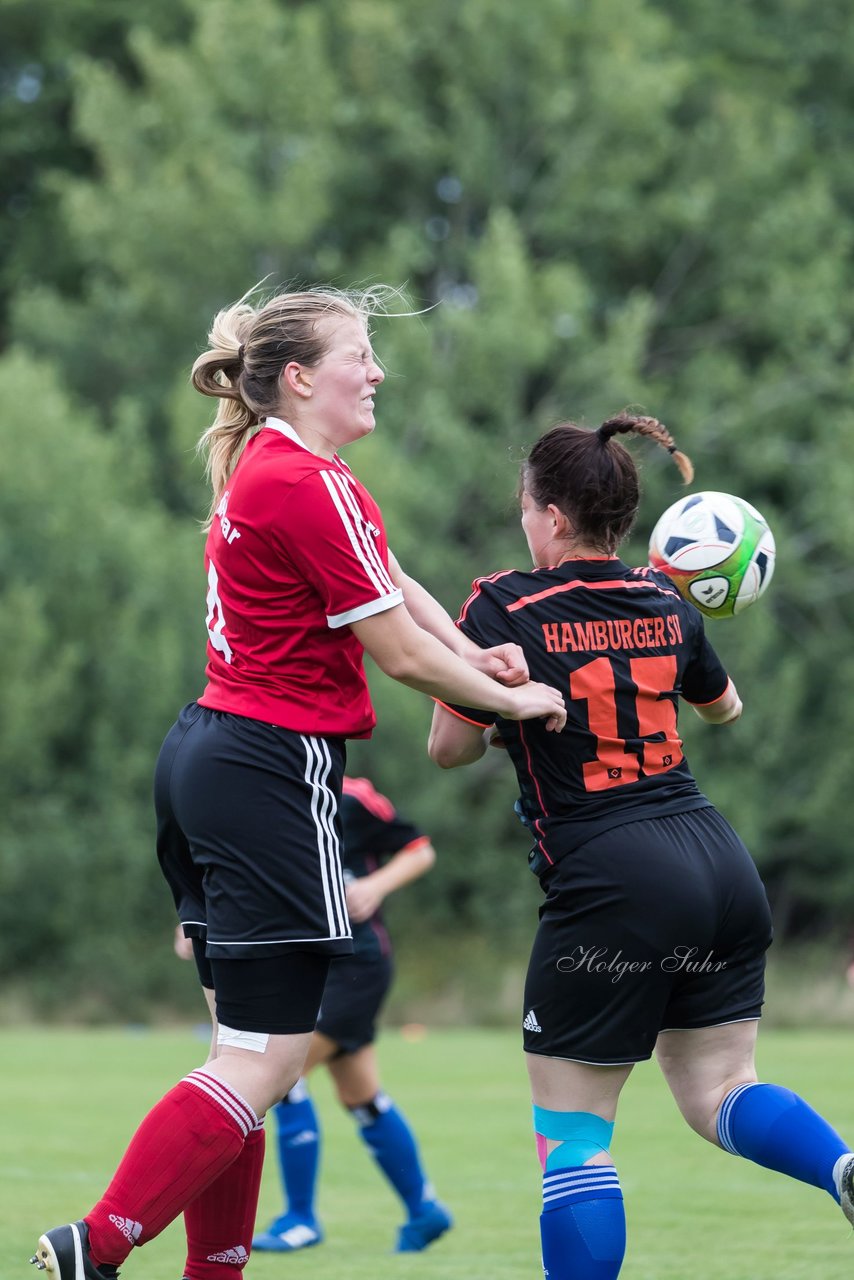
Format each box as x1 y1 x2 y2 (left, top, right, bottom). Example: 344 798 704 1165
207 1245 249 1264
523 1009 542 1033
108 1214 143 1243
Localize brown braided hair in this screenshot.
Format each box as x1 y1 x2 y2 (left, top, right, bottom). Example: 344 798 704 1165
521 412 694 554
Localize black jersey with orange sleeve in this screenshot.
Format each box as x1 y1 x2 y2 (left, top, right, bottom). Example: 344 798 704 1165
341 777 429 958
440 558 731 871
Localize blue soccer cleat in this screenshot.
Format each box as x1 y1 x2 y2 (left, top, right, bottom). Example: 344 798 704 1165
395 1201 453 1253
252 1213 323 1252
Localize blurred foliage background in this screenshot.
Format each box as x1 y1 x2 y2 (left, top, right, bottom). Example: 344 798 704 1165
1 0 853 1020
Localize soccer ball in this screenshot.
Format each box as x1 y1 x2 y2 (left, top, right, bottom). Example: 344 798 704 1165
648 491 776 618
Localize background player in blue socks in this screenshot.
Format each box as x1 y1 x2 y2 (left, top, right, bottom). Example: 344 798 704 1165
429 414 854 1278
252 775 453 1255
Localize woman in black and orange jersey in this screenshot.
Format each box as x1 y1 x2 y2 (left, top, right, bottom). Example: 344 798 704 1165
429 414 854 1280
31 287 565 1280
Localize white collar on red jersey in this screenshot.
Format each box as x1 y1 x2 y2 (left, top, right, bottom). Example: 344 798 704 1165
262 416 351 472
263 417 314 453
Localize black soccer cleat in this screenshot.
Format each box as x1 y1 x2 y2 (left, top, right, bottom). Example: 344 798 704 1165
29 1221 119 1280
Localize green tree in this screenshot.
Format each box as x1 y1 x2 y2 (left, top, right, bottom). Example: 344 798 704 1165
0 349 205 1015
0 0 190 341
3 0 854 1014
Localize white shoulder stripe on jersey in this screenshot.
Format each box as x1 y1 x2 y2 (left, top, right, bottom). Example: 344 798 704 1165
328 470 397 594
320 470 397 595
301 735 350 940
332 468 402 591
327 589 404 630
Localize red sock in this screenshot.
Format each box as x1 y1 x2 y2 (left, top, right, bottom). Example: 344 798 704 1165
85 1070 257 1268
182 1121 266 1279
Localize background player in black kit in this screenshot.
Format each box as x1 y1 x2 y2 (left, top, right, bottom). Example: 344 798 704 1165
429 413 854 1280
253 775 452 1255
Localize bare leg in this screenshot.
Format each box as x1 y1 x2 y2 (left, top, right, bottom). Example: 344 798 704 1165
326 1043 382 1107
526 1052 632 1164
526 1054 633 1280
656 1019 853 1217
328 1045 451 1251
655 1020 758 1143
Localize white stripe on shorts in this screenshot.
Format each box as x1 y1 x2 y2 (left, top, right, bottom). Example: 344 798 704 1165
301 735 350 939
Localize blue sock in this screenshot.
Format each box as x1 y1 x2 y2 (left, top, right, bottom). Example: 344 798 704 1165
540 1164 625 1280
352 1092 431 1218
717 1082 850 1199
271 1082 321 1223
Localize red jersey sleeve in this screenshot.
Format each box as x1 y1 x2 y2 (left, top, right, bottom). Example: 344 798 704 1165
277 467 403 628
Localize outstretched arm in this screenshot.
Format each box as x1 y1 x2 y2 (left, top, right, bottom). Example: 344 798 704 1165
351 603 565 729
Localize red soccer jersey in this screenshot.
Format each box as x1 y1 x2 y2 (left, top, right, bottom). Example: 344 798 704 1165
198 418 403 737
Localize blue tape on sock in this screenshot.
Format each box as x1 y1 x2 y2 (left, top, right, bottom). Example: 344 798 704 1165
533 1107 614 1172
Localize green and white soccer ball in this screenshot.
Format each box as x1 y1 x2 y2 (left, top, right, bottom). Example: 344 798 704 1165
648 491 776 618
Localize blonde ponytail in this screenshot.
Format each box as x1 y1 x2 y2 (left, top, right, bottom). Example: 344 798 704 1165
192 283 407 526
193 302 259 524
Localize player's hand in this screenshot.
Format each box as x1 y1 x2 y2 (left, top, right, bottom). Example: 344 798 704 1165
469 642 529 686
345 878 385 923
503 681 566 732
173 924 194 962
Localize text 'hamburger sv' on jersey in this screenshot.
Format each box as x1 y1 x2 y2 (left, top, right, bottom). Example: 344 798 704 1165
440 558 731 869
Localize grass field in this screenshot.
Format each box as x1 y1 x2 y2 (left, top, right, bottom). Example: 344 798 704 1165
3 1025 853 1279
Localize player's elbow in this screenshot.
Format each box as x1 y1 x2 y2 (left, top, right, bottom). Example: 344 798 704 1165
427 729 463 769
722 694 743 724
371 643 423 684
418 841 437 871
693 680 743 725
428 728 482 769
427 734 458 769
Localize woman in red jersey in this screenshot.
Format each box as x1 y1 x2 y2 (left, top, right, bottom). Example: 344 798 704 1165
428 414 854 1280
31 286 565 1280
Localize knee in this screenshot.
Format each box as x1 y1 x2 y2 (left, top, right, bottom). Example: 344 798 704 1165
336 1082 368 1110
679 1071 759 1144
533 1107 615 1171
680 1103 717 1143
334 1069 382 1111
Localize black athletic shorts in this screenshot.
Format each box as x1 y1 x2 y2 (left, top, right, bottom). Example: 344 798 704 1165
316 952 394 1055
155 703 354 959
523 806 773 1065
